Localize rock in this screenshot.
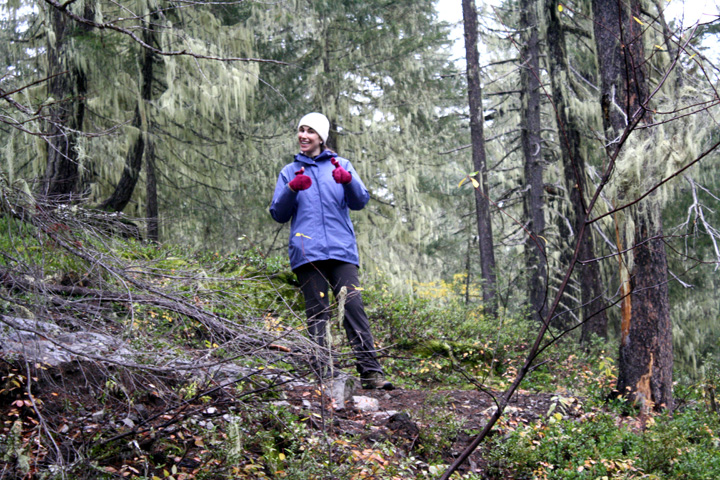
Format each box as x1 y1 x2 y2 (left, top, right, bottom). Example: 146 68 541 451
1 317 61 338
134 404 149 419
386 412 419 438
371 410 398 421
1 315 132 367
0 315 323 412
481 405 519 416
328 374 358 409
352 395 379 412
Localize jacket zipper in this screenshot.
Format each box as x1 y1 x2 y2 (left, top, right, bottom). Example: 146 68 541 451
312 162 331 258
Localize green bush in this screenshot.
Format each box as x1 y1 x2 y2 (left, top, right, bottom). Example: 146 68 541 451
487 411 640 479
637 406 720 479
363 284 544 388
485 401 720 480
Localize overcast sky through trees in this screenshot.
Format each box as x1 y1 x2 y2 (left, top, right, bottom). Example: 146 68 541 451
434 0 720 65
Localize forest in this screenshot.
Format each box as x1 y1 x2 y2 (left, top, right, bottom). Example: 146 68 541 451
1 0 720 478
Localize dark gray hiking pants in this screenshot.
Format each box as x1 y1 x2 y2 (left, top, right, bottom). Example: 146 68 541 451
294 260 383 375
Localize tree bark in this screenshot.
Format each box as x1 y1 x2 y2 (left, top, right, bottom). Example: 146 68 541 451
519 0 547 321
42 5 91 201
146 142 159 242
462 0 497 315
99 19 156 213
617 218 673 409
98 108 145 212
544 0 608 339
464 232 473 304
592 0 673 411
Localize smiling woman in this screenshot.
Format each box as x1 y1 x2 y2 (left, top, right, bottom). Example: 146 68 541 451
269 112 394 391
296 112 327 159
297 125 323 158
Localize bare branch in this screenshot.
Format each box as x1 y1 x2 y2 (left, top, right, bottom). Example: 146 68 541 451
42 0 289 65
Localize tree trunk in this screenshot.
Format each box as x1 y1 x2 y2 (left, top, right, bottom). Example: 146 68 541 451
145 142 159 242
544 0 608 339
617 218 673 409
592 0 673 411
99 20 156 213
462 0 497 315
43 5 91 201
519 0 547 322
98 108 145 212
465 232 473 304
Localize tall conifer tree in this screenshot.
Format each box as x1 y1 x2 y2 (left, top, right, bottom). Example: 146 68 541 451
592 0 673 411
462 0 497 313
543 0 608 339
519 0 547 321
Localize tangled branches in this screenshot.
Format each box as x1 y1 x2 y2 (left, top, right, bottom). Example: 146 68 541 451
0 179 328 478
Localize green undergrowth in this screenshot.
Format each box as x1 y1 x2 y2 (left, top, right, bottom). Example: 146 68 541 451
485 399 720 479
3 217 720 479
361 285 618 395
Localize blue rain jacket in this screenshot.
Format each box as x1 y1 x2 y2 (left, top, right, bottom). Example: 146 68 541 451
270 149 370 270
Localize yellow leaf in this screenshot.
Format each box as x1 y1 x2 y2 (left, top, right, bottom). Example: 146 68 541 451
538 235 547 244
458 177 468 187
554 412 563 421
689 53 697 60
633 16 644 25
558 4 563 12
654 45 665 50
470 178 479 188
278 453 286 460
295 233 312 239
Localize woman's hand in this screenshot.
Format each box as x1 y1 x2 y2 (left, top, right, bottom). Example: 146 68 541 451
331 158 352 184
288 167 312 191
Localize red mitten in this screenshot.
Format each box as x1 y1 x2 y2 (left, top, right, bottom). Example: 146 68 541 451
288 167 312 191
331 158 352 184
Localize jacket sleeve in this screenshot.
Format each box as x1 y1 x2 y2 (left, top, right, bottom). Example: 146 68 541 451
269 168 298 223
341 159 370 210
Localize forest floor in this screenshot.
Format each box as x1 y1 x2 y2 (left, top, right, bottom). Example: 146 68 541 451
0 356 567 478
284 382 561 474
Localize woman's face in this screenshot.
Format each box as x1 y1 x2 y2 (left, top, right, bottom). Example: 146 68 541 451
298 125 323 157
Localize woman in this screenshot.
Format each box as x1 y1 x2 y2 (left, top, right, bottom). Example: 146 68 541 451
270 112 392 390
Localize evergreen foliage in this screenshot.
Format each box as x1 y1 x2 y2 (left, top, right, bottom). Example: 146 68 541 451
0 0 719 388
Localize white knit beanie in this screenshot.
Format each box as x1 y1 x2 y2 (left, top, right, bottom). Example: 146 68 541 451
297 112 330 144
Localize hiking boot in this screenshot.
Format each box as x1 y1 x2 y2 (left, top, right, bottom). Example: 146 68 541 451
361 371 394 390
